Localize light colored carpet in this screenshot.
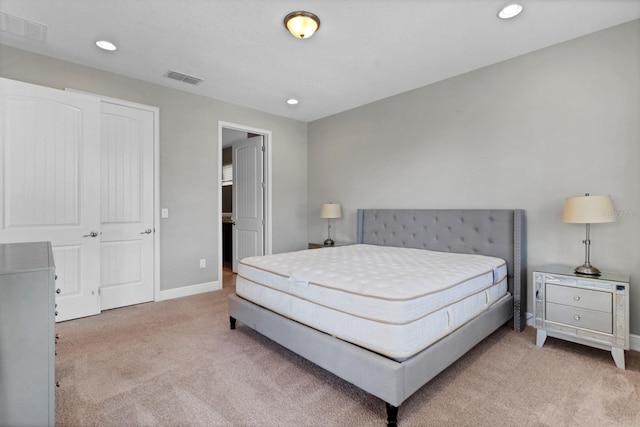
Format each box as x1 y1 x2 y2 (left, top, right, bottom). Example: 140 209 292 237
55 288 640 426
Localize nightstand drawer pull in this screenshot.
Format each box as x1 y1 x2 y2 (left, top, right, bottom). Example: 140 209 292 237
574 295 580 301
574 315 581 321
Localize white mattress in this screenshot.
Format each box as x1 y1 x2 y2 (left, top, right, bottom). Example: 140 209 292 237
236 244 509 359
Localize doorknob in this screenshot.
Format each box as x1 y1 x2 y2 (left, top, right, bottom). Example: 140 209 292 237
140 228 153 234
83 231 100 237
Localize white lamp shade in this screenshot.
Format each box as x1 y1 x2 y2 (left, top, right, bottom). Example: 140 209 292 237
563 195 616 224
320 203 341 219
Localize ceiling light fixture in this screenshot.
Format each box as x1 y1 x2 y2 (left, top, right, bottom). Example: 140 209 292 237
498 4 523 19
284 11 320 39
287 98 299 105
96 40 117 51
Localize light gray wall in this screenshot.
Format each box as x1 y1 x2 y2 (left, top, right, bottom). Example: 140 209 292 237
308 20 640 334
0 45 308 291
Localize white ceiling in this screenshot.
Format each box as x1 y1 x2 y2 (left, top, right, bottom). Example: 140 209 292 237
1 0 639 122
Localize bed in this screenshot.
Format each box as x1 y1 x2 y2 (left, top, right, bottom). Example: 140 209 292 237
228 209 526 425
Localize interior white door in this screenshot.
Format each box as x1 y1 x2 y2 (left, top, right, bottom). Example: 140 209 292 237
0 77 101 321
99 102 155 310
232 136 264 272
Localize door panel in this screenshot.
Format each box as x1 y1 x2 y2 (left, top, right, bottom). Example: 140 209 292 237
101 240 143 289
4 97 81 226
52 246 82 294
232 136 264 272
99 102 154 310
0 77 101 321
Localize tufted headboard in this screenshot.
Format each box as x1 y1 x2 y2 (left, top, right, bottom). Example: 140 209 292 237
357 209 527 331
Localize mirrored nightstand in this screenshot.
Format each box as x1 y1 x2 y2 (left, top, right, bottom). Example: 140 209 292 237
533 265 629 369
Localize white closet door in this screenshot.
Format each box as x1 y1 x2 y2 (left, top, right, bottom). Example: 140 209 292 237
99 101 155 310
0 77 101 321
232 135 264 272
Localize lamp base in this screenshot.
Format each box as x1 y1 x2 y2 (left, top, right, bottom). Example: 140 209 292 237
323 238 335 246
575 264 601 276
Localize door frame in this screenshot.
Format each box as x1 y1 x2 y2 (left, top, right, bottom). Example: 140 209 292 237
66 89 161 303
218 121 272 286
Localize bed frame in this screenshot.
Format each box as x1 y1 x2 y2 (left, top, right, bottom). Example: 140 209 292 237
228 209 526 425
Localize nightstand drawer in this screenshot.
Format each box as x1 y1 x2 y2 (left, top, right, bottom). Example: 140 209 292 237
546 302 612 334
546 283 611 313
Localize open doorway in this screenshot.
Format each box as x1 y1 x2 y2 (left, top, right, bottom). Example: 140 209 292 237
218 122 272 288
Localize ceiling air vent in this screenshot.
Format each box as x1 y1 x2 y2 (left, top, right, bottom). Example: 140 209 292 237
164 70 203 85
0 11 48 43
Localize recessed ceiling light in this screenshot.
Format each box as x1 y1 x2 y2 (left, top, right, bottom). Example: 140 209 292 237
287 98 299 105
96 40 117 51
498 4 523 19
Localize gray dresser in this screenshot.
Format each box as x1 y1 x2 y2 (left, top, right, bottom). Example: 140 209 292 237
0 242 56 426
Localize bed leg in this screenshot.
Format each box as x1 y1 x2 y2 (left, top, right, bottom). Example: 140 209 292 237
230 316 236 330
385 403 398 426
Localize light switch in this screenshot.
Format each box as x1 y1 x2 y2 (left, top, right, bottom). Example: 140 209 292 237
161 208 169 218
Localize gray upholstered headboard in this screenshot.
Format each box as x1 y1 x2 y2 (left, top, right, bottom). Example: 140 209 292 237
357 209 527 331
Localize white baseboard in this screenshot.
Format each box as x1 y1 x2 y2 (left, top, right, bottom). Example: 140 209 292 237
526 311 639 352
159 280 221 301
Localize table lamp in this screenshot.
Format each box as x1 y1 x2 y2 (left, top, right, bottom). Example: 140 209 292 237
562 193 615 275
320 203 341 246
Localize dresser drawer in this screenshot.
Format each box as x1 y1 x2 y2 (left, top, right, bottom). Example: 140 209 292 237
546 283 611 313
546 302 612 334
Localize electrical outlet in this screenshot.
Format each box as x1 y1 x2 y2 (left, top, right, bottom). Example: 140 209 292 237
199 259 206 269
